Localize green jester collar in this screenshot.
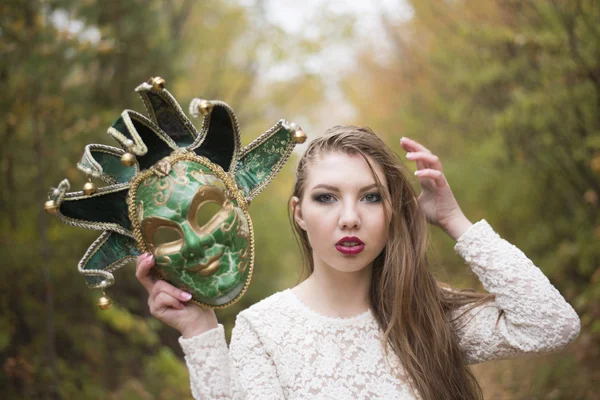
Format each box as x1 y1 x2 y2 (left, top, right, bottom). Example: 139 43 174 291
45 77 306 309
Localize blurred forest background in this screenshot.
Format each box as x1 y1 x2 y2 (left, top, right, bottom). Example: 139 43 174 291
1 0 598 398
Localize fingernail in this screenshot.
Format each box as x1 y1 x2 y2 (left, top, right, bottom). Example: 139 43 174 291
414 170 423 176
406 152 414 158
181 292 192 301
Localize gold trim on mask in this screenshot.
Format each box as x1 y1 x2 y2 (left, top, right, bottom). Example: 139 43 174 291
237 247 249 273
188 185 235 235
188 249 224 276
155 255 172 267
141 216 185 256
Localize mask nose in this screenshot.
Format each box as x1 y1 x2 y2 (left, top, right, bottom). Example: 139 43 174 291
181 223 214 259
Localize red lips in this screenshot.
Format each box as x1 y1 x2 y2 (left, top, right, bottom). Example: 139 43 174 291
335 236 365 255
336 236 364 246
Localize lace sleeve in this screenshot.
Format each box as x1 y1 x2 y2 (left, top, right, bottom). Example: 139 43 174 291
229 312 285 399
450 219 581 365
178 313 284 399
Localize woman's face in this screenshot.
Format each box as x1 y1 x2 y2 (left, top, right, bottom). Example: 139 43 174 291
293 151 391 273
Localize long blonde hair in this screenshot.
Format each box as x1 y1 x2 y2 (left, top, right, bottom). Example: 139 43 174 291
289 126 494 400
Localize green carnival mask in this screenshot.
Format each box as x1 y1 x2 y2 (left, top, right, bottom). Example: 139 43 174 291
45 77 306 308
133 155 252 306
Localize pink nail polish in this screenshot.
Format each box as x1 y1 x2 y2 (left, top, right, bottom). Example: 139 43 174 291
181 292 192 300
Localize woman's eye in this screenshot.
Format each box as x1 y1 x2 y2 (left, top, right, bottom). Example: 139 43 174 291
314 194 336 203
363 193 382 203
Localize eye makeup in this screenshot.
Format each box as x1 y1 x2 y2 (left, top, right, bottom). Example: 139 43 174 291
312 193 336 203
362 192 382 203
310 192 382 204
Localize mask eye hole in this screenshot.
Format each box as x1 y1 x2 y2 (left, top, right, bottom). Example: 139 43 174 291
196 201 224 228
188 185 233 234
153 226 183 247
141 217 184 256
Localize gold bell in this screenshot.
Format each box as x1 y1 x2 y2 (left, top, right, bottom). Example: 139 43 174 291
292 129 307 144
121 152 136 167
83 180 96 196
197 100 214 116
44 199 59 214
149 76 166 92
98 293 113 310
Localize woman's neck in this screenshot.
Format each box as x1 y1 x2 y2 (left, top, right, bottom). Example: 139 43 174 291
292 259 373 319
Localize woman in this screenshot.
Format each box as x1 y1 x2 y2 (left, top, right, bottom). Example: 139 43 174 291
136 126 580 399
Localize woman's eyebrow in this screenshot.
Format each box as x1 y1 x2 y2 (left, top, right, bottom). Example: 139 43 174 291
311 183 378 192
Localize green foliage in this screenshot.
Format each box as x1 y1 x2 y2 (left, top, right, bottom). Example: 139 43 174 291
3 0 597 398
96 306 159 347
0 0 330 398
343 0 599 397
142 348 193 400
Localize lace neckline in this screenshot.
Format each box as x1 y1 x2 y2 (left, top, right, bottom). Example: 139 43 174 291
283 288 374 325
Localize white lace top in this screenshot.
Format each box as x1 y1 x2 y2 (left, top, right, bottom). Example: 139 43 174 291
178 220 580 399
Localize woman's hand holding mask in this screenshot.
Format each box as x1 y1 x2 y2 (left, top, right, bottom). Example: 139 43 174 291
136 253 218 338
400 137 472 241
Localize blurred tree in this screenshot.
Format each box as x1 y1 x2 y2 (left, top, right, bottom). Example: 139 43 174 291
0 0 334 398
341 0 598 398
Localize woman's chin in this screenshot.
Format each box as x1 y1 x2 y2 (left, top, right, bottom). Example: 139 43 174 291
323 257 375 273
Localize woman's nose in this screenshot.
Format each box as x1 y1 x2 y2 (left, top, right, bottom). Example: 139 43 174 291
338 203 361 230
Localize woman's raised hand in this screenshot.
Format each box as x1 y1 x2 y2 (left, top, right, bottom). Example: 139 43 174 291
400 137 472 240
136 253 218 338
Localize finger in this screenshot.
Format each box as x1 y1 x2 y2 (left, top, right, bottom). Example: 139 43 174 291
151 292 185 315
135 253 156 293
400 137 432 154
414 169 448 188
151 279 193 303
406 152 443 171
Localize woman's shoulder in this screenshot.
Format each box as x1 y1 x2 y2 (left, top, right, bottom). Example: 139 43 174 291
237 289 294 324
232 289 300 344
